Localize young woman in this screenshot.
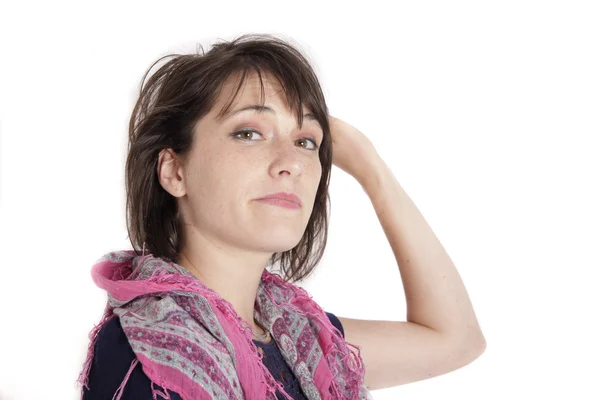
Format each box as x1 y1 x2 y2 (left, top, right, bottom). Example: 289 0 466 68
77 34 485 400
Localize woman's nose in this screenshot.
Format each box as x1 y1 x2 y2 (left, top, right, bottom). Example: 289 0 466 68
269 136 304 176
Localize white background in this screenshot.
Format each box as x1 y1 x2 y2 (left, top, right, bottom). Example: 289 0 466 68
1 1 599 399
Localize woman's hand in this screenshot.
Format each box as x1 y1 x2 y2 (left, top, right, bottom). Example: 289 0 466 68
329 115 382 185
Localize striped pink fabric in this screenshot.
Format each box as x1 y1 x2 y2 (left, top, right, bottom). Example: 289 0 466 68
77 250 372 400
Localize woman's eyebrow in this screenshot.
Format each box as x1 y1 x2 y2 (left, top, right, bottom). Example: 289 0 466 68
219 104 317 123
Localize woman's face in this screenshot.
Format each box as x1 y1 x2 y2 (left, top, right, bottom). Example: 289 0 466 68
178 72 324 256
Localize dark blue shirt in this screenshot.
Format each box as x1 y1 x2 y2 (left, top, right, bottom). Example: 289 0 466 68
82 312 345 400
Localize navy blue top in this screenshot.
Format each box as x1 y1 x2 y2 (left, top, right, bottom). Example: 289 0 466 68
82 312 345 400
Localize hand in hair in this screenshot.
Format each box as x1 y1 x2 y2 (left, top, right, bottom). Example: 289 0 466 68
329 115 381 185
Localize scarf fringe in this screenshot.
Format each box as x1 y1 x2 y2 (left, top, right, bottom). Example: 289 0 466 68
112 358 140 400
151 381 172 400
76 304 115 394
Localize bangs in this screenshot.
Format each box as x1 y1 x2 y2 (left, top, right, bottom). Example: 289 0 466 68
215 63 321 129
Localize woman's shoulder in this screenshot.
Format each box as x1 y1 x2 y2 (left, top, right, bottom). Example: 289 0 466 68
325 311 345 338
96 315 129 349
87 316 134 376
82 316 183 400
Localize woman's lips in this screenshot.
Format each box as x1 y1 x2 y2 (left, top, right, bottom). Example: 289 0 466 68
255 198 301 209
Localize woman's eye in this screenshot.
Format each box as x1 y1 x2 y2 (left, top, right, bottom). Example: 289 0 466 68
296 138 319 151
231 128 319 151
232 129 262 141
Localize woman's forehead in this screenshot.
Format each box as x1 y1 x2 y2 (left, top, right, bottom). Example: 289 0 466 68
214 72 311 120
219 72 283 108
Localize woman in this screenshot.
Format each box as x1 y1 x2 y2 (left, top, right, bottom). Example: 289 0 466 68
77 33 369 400
77 34 485 400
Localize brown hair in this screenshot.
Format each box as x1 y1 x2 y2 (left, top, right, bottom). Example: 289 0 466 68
125 34 332 283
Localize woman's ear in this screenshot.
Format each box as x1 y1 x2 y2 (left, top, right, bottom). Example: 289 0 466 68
157 148 186 198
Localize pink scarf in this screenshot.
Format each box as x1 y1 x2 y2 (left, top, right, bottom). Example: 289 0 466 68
77 250 372 399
